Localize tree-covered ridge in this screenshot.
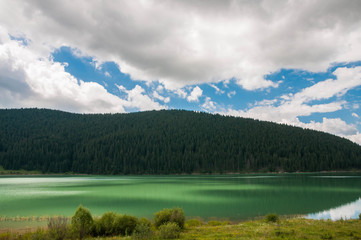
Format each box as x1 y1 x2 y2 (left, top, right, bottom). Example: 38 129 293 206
0 108 360 174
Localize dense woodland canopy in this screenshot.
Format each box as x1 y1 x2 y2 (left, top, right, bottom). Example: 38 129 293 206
0 108 360 174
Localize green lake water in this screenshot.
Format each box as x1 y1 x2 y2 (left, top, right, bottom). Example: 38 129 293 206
0 173 361 221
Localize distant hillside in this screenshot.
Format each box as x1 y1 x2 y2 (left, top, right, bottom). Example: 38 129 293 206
0 108 360 174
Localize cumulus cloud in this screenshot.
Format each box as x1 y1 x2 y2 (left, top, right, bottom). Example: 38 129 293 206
152 91 170 104
300 118 357 136
293 67 361 103
187 86 203 102
347 133 361 145
202 97 216 111
0 33 164 113
2 0 361 90
118 85 166 111
220 66 361 144
173 89 187 99
352 113 359 118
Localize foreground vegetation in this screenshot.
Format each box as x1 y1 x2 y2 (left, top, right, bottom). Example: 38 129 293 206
1 207 361 240
1 109 361 175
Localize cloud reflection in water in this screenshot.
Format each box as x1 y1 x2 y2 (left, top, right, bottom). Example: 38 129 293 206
307 198 361 220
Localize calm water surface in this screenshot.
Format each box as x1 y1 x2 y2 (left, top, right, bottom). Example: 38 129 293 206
0 173 360 220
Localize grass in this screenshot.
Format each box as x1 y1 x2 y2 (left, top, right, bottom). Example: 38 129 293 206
181 218 361 240
1 217 360 239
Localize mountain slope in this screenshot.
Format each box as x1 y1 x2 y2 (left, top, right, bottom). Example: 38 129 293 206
0 108 360 174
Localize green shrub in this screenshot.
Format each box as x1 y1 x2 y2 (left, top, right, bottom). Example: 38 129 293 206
359 213 361 220
71 205 93 239
93 212 117 236
47 216 69 240
265 213 279 223
158 222 181 239
207 220 222 226
154 208 185 229
132 218 154 240
207 220 229 226
0 232 18 240
29 228 48 240
114 214 138 236
185 218 203 227
137 217 152 228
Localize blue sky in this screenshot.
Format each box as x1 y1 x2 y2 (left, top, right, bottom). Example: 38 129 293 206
0 0 361 144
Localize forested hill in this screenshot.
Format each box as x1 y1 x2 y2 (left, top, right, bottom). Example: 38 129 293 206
0 108 360 174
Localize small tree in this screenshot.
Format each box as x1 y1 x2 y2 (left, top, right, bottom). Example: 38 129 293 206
158 222 181 239
265 213 279 223
154 208 185 229
47 216 69 240
71 205 93 239
94 212 117 236
132 218 154 240
113 214 138 236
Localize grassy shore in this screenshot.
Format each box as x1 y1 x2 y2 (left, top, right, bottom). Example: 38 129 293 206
181 218 361 240
1 217 360 240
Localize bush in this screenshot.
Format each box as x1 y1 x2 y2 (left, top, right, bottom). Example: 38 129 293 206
185 218 203 227
207 220 229 226
71 205 93 239
91 212 138 237
93 212 117 236
158 222 181 239
265 213 279 223
47 216 69 240
29 228 48 240
154 208 185 229
113 214 138 236
359 213 361 220
132 218 154 240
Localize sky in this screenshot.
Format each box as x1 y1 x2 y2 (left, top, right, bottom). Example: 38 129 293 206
0 0 360 145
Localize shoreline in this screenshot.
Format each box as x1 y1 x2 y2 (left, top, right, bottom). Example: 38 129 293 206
1 169 361 176
1 216 361 239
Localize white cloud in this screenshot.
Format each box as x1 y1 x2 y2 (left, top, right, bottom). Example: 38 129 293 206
187 86 203 102
174 88 187 99
210 84 224 94
219 66 361 144
352 113 359 118
0 34 164 113
347 133 361 145
153 91 170 103
293 67 361 104
202 97 216 111
122 85 166 111
300 118 357 136
2 1 361 90
227 91 236 98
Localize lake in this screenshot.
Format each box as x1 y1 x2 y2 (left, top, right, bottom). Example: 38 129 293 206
0 173 361 221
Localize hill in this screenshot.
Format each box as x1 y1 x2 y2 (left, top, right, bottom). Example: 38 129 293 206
0 108 360 174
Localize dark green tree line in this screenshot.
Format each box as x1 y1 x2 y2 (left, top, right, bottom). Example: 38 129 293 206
0 108 360 174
